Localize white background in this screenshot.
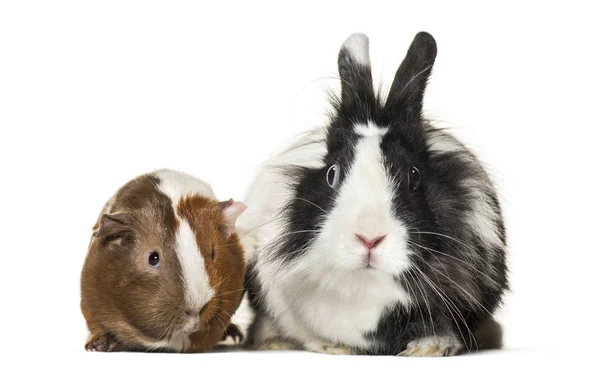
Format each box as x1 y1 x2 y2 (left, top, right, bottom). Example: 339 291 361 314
1 0 598 372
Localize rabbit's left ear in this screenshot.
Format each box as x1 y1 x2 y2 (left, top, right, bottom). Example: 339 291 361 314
385 32 437 122
337 33 376 117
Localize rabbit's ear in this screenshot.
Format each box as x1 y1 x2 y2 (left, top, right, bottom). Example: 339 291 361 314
385 32 437 122
337 33 375 115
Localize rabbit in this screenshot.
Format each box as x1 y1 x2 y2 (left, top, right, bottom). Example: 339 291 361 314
81 169 246 352
237 32 508 356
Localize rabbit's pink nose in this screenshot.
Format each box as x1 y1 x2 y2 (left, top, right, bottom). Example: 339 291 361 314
355 234 387 250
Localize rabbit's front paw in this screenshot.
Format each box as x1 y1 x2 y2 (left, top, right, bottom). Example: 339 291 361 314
399 335 462 357
304 341 354 355
258 338 297 351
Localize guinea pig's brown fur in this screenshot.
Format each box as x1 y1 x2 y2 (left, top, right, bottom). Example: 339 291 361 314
80 169 246 352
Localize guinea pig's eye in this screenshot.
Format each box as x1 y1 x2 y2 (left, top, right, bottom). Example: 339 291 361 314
326 163 340 189
148 251 160 268
408 166 421 192
211 244 216 261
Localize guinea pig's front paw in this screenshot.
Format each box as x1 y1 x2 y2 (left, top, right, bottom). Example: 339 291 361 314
221 323 244 344
85 333 118 352
399 336 462 357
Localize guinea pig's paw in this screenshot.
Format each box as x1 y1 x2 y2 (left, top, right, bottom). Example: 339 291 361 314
304 341 354 355
259 338 297 351
85 333 117 352
222 323 244 344
398 335 462 357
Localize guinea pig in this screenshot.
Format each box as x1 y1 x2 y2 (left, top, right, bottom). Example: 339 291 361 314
238 32 508 356
81 169 246 352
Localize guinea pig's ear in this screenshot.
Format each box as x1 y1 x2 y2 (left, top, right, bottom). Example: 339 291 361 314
93 212 131 241
337 33 376 119
384 32 437 123
218 199 247 237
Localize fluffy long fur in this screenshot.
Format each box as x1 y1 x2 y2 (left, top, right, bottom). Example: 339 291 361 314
238 32 508 356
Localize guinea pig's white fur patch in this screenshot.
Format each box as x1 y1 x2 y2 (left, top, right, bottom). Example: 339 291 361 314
175 219 215 312
153 169 215 327
154 169 216 199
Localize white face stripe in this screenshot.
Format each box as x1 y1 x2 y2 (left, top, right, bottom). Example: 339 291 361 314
175 219 214 311
354 121 388 137
154 169 215 313
325 122 410 276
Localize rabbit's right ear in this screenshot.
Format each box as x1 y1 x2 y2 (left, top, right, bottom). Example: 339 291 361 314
337 33 376 117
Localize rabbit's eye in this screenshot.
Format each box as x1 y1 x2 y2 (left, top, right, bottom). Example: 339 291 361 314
148 251 160 268
326 163 340 189
409 166 421 191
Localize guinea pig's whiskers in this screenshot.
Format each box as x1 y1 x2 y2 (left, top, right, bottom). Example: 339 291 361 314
208 304 238 338
155 316 178 343
212 272 233 290
203 320 210 337
209 309 228 333
212 269 239 295
213 288 246 298
209 304 232 316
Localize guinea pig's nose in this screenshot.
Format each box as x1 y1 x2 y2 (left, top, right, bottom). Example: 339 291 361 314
181 309 201 334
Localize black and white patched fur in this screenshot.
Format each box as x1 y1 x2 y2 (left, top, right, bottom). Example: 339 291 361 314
237 32 508 356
